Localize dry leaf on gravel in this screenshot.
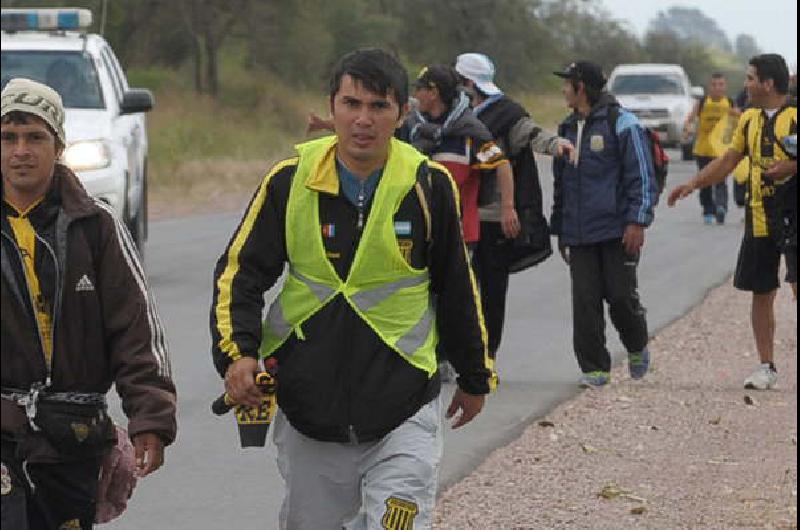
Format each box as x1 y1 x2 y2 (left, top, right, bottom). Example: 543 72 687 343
538 420 555 428
630 506 647 515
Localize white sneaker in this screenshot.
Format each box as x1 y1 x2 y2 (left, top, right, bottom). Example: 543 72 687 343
743 364 778 390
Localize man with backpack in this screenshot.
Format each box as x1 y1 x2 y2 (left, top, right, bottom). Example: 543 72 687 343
551 61 659 388
682 73 739 224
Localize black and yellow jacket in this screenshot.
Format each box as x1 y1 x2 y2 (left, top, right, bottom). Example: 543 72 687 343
1 165 177 462
211 155 492 443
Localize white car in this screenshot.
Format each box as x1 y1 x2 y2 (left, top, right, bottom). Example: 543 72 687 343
1 8 153 251
607 64 703 147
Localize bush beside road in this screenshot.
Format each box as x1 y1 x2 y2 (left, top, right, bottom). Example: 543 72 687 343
435 279 797 529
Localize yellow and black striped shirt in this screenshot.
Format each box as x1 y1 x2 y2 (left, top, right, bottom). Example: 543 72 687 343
731 106 797 238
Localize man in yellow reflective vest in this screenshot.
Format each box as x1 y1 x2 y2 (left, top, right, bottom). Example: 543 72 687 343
210 48 495 529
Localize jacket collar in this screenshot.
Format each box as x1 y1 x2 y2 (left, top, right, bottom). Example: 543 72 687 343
304 137 340 196
562 92 620 126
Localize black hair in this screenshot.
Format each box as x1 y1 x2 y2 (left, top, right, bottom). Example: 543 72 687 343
416 64 460 108
1 110 63 149
749 54 790 95
570 78 602 107
711 72 725 79
329 48 409 116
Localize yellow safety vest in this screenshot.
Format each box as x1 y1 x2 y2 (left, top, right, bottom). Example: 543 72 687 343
260 136 438 376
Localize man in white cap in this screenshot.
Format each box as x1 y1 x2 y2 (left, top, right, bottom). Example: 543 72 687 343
455 52 574 361
1 78 176 528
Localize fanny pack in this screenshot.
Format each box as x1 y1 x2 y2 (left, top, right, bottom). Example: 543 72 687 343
2 386 115 458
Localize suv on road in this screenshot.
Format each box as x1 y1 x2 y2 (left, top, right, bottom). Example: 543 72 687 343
607 63 703 148
2 8 154 251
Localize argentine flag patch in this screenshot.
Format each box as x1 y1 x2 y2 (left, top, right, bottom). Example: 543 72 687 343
394 221 412 236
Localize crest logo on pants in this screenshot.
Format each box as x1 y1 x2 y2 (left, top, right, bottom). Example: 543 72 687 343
381 496 418 530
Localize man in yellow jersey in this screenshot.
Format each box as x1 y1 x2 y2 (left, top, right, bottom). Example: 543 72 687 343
682 73 738 224
211 49 493 529
1 79 176 528
669 54 797 391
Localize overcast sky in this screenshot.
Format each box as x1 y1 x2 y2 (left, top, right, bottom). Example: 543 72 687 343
599 0 798 68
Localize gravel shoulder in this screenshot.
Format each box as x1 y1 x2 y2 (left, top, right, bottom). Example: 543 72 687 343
435 279 797 529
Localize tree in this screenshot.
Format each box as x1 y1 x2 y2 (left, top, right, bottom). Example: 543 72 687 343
643 31 715 84
649 6 731 53
180 0 248 97
734 34 761 62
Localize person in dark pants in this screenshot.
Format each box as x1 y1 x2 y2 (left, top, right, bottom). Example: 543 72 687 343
551 61 658 387
455 52 574 359
682 73 736 224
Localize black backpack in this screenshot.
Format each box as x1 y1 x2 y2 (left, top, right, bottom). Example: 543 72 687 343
607 106 669 194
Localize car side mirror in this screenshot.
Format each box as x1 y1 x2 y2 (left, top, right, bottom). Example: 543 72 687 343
120 88 154 115
690 86 705 99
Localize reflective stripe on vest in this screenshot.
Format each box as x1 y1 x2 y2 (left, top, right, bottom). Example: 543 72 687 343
260 136 438 376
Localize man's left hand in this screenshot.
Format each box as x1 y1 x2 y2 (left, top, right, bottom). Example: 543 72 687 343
132 432 164 478
555 139 575 160
622 224 645 255
501 206 521 239
446 389 485 429
763 160 797 181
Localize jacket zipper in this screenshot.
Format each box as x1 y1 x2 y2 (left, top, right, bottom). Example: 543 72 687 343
35 232 61 387
1 230 52 385
347 181 368 444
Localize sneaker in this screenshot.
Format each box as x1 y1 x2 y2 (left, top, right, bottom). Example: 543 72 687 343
579 371 610 388
438 362 458 384
703 214 714 225
628 348 650 379
743 364 777 390
715 206 727 225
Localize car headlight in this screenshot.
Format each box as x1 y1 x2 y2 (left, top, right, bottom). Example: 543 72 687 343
63 140 111 171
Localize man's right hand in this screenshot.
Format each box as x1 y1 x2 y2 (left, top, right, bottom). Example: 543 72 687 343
224 357 262 407
307 112 334 135
667 181 695 207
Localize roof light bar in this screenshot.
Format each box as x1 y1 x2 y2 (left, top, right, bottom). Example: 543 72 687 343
1 8 92 32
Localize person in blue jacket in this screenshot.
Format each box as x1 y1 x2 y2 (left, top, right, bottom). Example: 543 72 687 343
551 61 659 387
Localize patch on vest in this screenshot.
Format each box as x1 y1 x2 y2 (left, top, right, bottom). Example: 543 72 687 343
321 223 336 238
394 221 412 236
397 239 413 265
590 135 605 152
1 463 11 495
59 519 82 529
381 496 418 530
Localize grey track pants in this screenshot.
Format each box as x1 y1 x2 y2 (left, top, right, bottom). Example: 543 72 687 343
273 395 443 530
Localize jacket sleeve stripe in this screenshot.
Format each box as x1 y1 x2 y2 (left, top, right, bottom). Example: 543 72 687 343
93 199 171 378
631 127 652 224
214 158 297 362
430 164 496 391
617 111 653 224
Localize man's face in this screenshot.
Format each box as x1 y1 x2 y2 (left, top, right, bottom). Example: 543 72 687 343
331 75 406 168
1 115 60 202
412 84 437 114
745 65 770 107
709 77 727 98
562 79 580 110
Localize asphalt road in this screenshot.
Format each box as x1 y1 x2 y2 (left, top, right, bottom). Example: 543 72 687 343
107 150 744 529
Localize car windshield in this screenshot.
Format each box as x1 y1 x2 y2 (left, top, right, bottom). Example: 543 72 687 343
1 51 105 109
610 74 685 96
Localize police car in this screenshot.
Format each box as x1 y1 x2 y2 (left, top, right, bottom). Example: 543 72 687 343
1 8 153 251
